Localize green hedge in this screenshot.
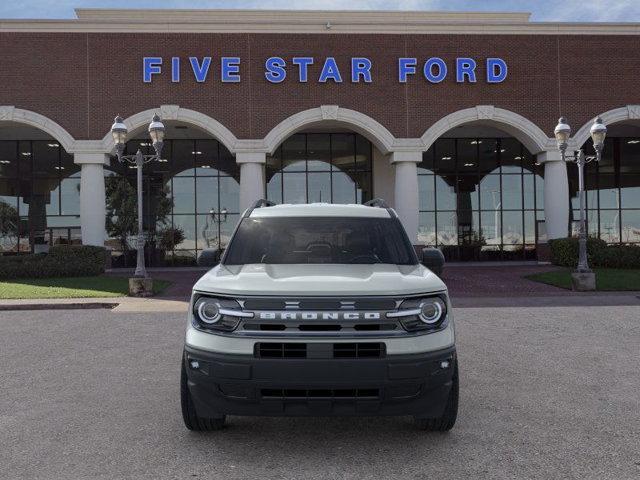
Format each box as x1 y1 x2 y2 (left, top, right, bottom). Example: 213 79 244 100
595 245 640 269
549 237 640 269
0 246 107 280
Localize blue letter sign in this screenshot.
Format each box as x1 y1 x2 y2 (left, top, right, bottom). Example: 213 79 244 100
143 57 162 83
292 57 314 82
189 57 212 83
265 57 287 83
143 55 508 84
319 57 343 83
398 58 417 83
221 57 241 82
423 57 447 83
351 58 372 83
486 58 508 83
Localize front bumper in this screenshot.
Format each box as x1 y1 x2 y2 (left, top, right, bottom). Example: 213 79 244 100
184 345 456 417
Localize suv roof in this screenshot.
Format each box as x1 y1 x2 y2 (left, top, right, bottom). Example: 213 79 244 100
249 202 392 218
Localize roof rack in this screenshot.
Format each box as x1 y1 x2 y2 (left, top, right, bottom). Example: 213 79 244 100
364 198 389 208
244 198 276 218
363 198 397 218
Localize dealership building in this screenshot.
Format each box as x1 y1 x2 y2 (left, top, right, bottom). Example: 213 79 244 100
0 9 639 265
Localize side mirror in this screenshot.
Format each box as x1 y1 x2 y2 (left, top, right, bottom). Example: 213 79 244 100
197 248 221 267
421 247 445 277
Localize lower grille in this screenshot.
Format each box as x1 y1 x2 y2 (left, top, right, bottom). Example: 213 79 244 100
256 343 306 358
334 343 385 358
255 342 385 359
261 388 380 399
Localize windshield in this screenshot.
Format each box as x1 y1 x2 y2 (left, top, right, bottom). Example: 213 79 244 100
223 216 418 266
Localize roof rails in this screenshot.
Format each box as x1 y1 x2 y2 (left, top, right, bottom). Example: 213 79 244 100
244 198 276 218
363 198 397 218
364 198 389 208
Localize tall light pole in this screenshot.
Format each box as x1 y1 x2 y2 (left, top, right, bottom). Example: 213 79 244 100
202 207 228 249
111 114 165 294
553 116 607 290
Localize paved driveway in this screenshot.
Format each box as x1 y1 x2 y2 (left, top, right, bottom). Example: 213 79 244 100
2 306 639 479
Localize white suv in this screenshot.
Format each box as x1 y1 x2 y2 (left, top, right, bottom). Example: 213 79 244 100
181 200 457 431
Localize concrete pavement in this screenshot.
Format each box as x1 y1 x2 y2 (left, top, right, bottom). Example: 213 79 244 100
1 305 639 479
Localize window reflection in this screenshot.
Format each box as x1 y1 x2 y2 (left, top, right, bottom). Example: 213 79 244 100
569 136 640 245
418 138 543 260
106 138 239 266
266 133 372 204
0 140 80 253
621 210 640 243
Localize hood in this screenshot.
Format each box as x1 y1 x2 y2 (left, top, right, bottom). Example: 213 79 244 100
192 263 446 297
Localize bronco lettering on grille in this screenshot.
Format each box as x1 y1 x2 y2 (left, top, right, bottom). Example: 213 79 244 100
257 312 381 320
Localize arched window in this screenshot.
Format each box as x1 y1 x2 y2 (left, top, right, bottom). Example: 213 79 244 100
418 137 544 261
107 137 239 267
266 133 373 204
569 135 640 244
0 139 80 253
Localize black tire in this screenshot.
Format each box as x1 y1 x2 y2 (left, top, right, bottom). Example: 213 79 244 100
415 359 458 432
181 360 226 431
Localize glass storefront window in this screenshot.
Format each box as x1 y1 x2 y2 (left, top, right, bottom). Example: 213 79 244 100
569 136 640 245
0 140 80 253
435 175 456 211
621 210 640 243
266 132 372 205
419 137 543 260
418 174 435 211
106 138 239 266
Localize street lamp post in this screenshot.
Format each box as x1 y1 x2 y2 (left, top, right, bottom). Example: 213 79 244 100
111 114 165 295
202 207 228 248
553 116 607 290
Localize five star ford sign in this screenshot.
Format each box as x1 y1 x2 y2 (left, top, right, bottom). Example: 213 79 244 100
143 56 508 84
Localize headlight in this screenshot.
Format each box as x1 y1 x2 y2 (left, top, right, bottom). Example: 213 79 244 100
389 295 448 332
195 298 221 324
418 298 446 325
192 295 252 332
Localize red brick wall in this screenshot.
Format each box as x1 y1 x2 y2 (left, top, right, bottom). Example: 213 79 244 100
0 32 638 142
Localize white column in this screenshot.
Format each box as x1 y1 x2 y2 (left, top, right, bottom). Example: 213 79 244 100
391 150 422 244
538 151 569 240
237 152 266 213
75 153 109 246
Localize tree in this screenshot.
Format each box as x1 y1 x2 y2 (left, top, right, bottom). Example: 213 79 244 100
0 200 19 251
105 176 173 251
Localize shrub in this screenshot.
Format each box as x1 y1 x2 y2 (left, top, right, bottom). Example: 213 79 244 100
0 245 107 280
549 237 607 267
594 245 640 269
549 237 640 269
157 227 185 252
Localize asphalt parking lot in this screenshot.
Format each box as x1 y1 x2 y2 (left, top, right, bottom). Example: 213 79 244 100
2 305 639 480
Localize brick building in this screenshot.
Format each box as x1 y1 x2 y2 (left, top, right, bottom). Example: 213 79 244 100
0 9 639 265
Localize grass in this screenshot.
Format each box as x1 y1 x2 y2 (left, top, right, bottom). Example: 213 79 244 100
526 268 640 291
0 276 172 299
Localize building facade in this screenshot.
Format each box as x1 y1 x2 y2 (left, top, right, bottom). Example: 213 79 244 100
0 9 639 265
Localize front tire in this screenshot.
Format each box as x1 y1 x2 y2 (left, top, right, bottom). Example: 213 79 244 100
415 359 458 432
181 359 226 431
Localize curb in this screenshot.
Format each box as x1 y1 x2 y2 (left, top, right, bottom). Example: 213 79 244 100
0 302 119 311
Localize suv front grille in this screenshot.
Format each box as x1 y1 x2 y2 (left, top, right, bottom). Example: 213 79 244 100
242 298 397 311
255 342 385 359
261 388 380 399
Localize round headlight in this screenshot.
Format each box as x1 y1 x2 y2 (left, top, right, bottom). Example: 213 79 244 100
418 298 445 324
195 298 221 324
